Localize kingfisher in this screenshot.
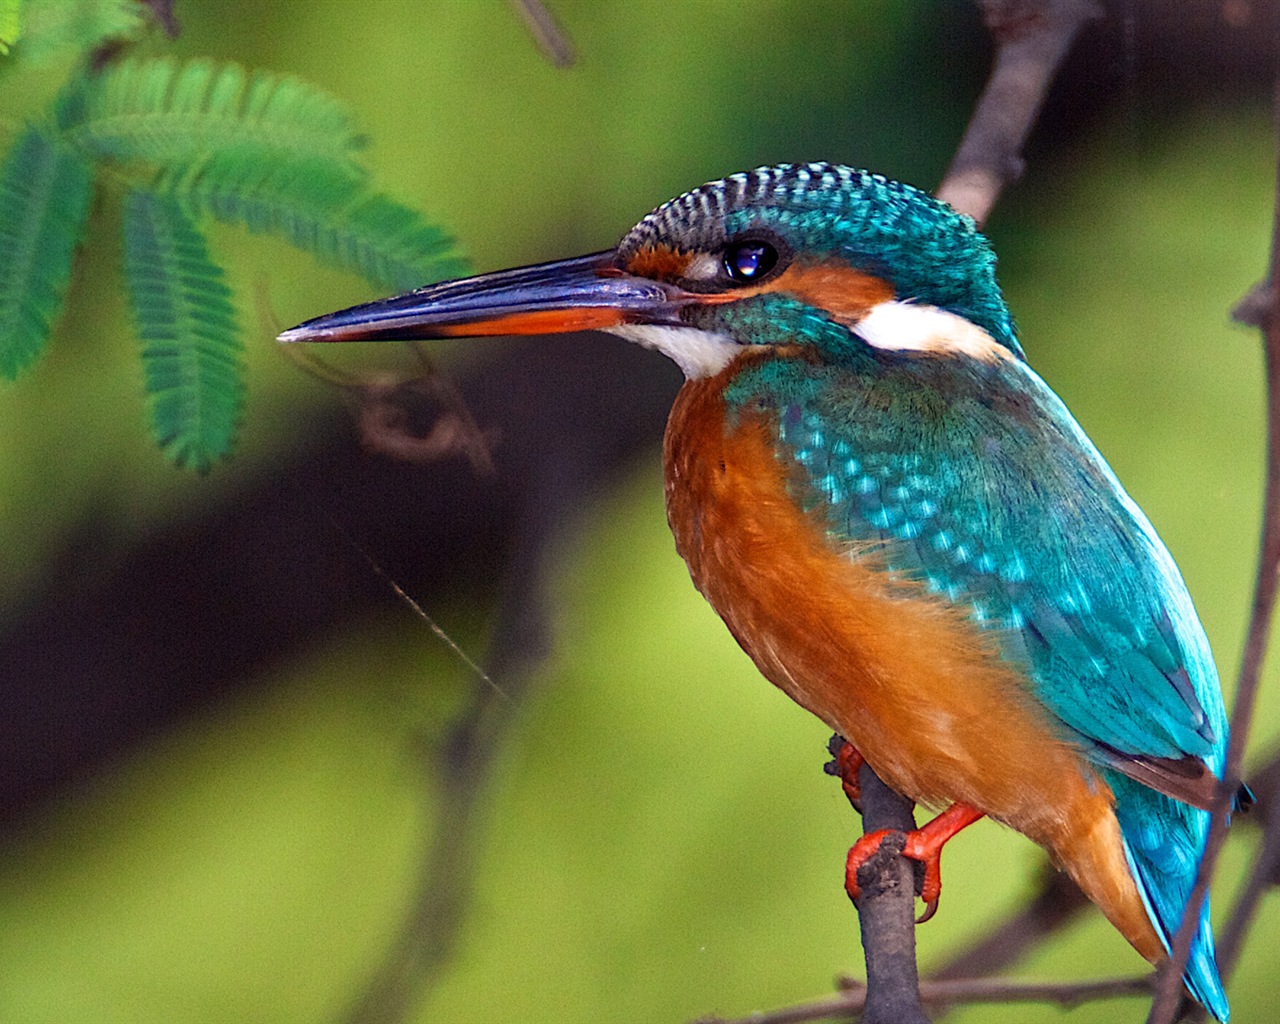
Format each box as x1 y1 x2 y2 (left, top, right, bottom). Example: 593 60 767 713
280 162 1233 1019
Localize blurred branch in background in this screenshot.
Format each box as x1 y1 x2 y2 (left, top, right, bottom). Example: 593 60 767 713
926 865 1089 981
935 0 1101 223
1151 76 1280 1021
331 346 609 1023
509 0 575 68
342 449 558 1024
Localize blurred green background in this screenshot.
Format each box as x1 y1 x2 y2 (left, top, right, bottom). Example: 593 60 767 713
0 1 1276 1022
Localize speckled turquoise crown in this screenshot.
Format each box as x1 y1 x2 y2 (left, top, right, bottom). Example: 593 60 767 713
618 162 1021 355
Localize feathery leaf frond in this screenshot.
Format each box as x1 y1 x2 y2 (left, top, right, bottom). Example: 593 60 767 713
3 49 462 471
122 187 243 472
0 123 93 378
58 56 365 178
175 155 466 291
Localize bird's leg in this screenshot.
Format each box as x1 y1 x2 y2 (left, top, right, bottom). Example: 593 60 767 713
845 802 985 923
824 734 865 810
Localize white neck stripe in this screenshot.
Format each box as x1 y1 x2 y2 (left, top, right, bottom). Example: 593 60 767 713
854 301 1007 363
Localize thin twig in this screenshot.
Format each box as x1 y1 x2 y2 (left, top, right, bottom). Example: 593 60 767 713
1146 69 1280 1024
280 342 497 473
926 866 1089 981
695 974 1154 1024
508 0 575 67
343 458 571 1024
936 0 1101 226
1216 746 1280 974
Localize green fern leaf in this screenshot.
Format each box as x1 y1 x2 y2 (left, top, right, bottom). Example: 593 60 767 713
175 155 466 291
58 56 365 178
122 188 243 472
0 124 93 378
12 0 141 64
336 190 468 291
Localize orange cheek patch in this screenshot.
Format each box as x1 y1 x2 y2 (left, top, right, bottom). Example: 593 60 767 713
764 261 895 324
626 244 693 282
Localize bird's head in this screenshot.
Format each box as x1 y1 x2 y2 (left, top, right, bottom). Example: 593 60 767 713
279 162 1022 374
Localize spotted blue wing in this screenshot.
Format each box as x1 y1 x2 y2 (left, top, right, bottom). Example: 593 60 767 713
753 354 1227 768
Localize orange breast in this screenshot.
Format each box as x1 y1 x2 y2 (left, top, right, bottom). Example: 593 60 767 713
662 351 1162 961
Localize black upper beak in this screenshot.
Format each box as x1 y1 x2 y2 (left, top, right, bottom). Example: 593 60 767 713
277 250 686 343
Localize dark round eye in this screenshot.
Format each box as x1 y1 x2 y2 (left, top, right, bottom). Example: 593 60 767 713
723 240 779 284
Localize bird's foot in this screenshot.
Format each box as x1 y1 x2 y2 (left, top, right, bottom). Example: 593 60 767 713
844 802 985 924
824 735 865 810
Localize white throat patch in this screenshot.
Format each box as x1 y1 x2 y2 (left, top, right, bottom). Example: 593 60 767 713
606 324 741 380
854 301 1007 363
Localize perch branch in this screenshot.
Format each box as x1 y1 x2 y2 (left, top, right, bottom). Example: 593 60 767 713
852 763 930 1024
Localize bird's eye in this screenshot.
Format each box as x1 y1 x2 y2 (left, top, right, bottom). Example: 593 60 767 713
723 240 779 284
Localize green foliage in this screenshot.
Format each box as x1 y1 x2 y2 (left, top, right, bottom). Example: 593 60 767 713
0 0 20 55
57 56 365 175
8 0 141 64
123 189 243 473
182 156 468 291
0 51 463 470
0 124 92 377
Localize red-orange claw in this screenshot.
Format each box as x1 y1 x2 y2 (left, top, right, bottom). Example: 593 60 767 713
823 738 865 808
901 829 944 907
843 802 986 920
916 898 939 925
843 827 898 903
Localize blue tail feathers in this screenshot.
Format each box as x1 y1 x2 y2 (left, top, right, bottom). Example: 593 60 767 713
1108 771 1229 1021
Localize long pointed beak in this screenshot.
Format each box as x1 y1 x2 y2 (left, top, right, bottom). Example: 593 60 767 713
277 251 685 343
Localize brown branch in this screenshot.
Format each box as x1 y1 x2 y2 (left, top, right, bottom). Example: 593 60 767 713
852 763 930 1024
1147 67 1280 1024
935 0 1101 225
694 974 1154 1024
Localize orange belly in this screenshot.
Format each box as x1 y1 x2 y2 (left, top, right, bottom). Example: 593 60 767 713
662 353 1162 962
